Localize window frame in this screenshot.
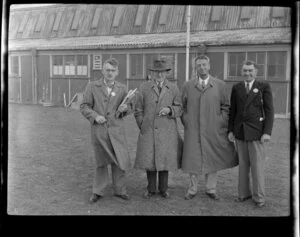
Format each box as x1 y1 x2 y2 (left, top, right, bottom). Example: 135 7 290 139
227 50 288 81
9 55 21 77
51 54 89 78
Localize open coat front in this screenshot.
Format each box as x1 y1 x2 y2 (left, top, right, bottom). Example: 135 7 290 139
181 77 238 175
134 79 183 171
80 79 131 171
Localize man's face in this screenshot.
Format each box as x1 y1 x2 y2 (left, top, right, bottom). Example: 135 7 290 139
102 63 118 81
242 64 257 82
152 70 167 83
195 59 210 78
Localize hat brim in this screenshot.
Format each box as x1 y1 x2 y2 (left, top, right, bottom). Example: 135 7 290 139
149 68 171 72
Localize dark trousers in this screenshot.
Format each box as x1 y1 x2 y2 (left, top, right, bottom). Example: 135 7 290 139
146 170 168 193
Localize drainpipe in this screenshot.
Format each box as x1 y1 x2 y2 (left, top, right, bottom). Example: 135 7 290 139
32 48 38 104
185 5 191 82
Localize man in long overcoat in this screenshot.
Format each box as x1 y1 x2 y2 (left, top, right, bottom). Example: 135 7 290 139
134 59 183 199
80 58 133 203
181 55 238 201
228 60 274 208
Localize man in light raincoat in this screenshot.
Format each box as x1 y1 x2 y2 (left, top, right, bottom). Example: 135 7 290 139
80 58 133 203
181 55 238 201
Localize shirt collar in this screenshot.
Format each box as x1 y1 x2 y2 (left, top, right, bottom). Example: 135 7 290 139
245 79 255 89
198 75 210 85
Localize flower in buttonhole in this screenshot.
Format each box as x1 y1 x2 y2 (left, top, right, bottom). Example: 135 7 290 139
253 88 259 93
111 92 116 96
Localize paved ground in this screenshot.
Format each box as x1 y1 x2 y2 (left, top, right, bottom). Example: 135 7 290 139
7 103 291 216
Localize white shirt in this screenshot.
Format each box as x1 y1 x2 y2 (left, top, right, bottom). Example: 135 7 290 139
104 80 115 95
245 79 255 91
198 76 210 86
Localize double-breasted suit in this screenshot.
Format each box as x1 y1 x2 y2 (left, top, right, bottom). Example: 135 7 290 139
228 79 274 204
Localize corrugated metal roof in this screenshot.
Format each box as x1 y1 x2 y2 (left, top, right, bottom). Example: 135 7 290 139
9 27 291 51
9 5 291 40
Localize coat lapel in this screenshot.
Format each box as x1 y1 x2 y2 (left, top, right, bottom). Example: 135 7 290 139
95 79 109 98
151 80 160 97
158 80 170 103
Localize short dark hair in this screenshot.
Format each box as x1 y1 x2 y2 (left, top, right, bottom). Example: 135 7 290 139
104 58 119 67
195 54 210 63
242 60 257 69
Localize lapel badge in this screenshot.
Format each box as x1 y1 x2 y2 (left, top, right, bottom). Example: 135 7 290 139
253 88 259 93
111 91 116 97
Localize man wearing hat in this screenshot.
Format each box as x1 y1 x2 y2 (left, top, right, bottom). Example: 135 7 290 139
134 59 183 199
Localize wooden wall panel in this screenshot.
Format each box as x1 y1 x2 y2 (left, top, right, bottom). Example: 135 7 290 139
36 55 50 103
21 55 33 103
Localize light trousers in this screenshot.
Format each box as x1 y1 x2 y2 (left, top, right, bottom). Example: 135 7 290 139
92 163 127 196
187 172 218 195
235 139 266 203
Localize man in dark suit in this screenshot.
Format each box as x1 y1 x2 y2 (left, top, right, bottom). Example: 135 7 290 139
228 60 274 208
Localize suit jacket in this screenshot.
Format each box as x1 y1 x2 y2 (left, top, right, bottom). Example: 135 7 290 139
228 80 274 141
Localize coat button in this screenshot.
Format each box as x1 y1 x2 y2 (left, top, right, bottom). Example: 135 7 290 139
107 112 110 116
155 101 158 103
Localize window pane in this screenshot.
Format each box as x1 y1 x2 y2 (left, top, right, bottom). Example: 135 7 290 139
256 65 264 77
276 52 285 65
277 65 285 76
229 65 236 77
237 64 243 76
267 52 276 65
11 56 19 75
247 52 256 62
237 53 246 64
53 55 63 65
257 52 265 64
267 65 276 77
130 54 143 77
229 53 236 64
77 55 87 66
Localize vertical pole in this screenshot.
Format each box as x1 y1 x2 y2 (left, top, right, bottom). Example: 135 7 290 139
68 78 71 105
185 5 191 82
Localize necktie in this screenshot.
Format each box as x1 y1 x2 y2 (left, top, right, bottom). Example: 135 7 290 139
158 83 162 94
246 82 250 94
201 80 206 89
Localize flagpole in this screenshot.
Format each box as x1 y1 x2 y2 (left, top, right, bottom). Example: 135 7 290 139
185 5 191 82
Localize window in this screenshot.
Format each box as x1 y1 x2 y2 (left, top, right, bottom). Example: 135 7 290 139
71 9 80 30
130 54 143 78
247 52 266 78
77 55 88 75
159 6 170 25
112 6 123 27
35 13 45 32
53 55 64 75
92 8 101 29
227 51 287 80
52 55 88 77
135 5 145 26
228 52 246 77
9 56 20 76
267 51 286 79
160 54 175 79
53 11 62 31
17 14 28 33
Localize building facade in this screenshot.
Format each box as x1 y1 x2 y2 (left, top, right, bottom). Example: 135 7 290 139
8 4 291 116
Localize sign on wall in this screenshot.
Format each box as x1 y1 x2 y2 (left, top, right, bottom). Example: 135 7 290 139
93 54 102 70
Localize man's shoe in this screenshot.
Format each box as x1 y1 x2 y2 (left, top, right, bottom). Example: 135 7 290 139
89 193 102 203
205 192 220 200
114 194 130 200
255 202 265 208
143 191 156 199
160 191 170 198
184 193 196 200
234 196 252 202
